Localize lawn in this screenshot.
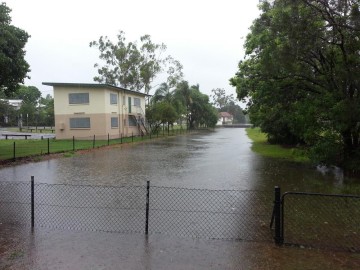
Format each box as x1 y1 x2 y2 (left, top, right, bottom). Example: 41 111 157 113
0 129 187 161
246 127 310 163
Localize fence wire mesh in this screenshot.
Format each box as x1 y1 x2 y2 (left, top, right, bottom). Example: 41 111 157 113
3 180 359 251
282 193 360 252
149 186 272 240
0 181 31 225
0 181 273 242
35 183 146 233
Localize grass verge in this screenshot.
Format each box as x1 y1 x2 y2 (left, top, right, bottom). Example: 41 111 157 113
0 129 191 163
246 127 310 163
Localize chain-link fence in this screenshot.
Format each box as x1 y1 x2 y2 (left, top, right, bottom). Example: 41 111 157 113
0 129 189 161
0 180 273 242
149 186 272 240
282 192 360 252
1 180 360 252
0 181 31 225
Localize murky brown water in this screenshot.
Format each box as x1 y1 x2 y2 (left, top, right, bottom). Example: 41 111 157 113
1 129 360 269
0 128 357 192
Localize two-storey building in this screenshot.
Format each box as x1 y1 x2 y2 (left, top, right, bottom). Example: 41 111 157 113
43 82 148 140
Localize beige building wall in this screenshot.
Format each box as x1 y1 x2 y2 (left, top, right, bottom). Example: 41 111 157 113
52 84 147 140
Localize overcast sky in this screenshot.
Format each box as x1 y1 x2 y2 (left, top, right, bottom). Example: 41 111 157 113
5 0 260 100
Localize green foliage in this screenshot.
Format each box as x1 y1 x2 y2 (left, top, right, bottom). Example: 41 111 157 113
90 31 183 94
220 101 246 124
210 88 235 109
12 85 41 104
39 94 54 126
0 3 30 97
147 80 218 131
231 0 360 175
0 99 16 126
246 128 310 163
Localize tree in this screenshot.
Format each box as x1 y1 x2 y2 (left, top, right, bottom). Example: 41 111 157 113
220 101 246 124
174 82 218 129
147 80 218 131
230 0 360 175
90 31 183 94
39 94 54 126
0 3 30 97
210 88 235 109
12 85 41 105
147 83 181 133
11 85 41 126
146 101 178 132
0 99 16 126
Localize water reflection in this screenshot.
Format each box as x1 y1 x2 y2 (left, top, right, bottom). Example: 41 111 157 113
0 129 358 192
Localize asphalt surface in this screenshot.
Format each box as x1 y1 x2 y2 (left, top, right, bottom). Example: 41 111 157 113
0 130 55 140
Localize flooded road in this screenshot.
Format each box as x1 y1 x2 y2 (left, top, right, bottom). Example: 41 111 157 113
0 128 356 192
1 128 359 270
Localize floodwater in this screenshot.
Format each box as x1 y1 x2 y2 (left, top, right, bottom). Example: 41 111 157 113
1 128 360 270
0 128 357 192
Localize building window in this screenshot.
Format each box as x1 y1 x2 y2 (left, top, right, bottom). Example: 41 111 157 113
133 98 140 107
111 117 118 128
70 118 90 128
128 115 137 126
110 93 117 105
69 93 89 104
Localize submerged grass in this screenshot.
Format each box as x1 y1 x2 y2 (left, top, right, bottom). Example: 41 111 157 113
0 129 191 162
246 128 310 163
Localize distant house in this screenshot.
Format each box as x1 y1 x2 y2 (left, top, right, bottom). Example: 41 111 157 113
43 82 149 140
0 99 23 125
0 99 22 110
217 112 233 125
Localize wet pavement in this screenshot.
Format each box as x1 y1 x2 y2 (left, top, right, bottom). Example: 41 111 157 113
1 224 360 270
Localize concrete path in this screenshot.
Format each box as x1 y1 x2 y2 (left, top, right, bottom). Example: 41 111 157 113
0 131 55 140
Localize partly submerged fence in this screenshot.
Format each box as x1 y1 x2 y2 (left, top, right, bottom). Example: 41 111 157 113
0 128 189 161
0 179 359 252
0 178 272 241
271 187 360 252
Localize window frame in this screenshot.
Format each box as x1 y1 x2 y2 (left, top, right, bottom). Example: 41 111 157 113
133 97 141 107
111 117 119 128
128 115 137 126
110 93 118 105
69 93 89 105
69 117 91 129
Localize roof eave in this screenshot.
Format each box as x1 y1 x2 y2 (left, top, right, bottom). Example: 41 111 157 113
42 82 151 97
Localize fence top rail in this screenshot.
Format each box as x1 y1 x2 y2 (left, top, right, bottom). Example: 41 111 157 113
151 185 268 193
282 191 360 200
0 180 269 193
0 180 145 189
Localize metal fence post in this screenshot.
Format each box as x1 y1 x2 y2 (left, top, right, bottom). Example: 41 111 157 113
132 132 134 142
13 141 16 160
145 181 150 235
31 176 35 228
108 133 110 146
72 136 75 151
274 186 283 245
47 138 50 154
93 135 96 148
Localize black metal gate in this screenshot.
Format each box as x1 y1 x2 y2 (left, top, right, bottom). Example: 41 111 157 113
271 187 360 252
